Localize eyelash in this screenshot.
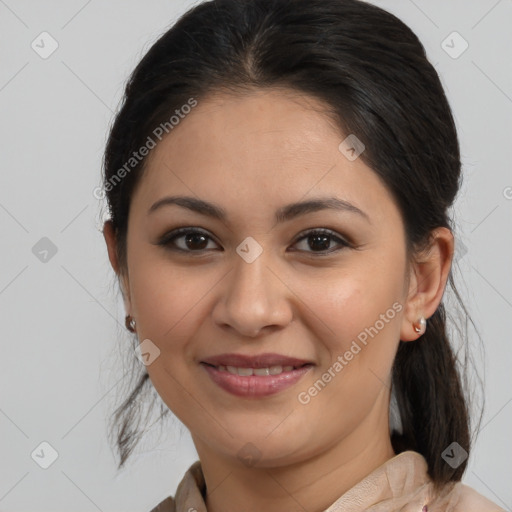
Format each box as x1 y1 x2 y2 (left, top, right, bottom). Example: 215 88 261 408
157 227 352 256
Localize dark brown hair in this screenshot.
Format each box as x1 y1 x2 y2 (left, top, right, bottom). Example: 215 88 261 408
102 0 483 488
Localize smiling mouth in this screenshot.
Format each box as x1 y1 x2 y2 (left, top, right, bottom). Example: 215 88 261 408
200 362 314 398
202 362 312 376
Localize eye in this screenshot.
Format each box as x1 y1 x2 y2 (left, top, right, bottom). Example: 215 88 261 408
158 227 220 253
290 228 352 255
157 227 352 255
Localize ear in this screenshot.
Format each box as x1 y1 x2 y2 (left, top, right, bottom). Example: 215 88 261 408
103 220 132 312
400 227 454 342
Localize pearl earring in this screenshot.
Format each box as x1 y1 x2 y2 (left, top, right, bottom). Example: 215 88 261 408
125 315 136 333
413 316 426 335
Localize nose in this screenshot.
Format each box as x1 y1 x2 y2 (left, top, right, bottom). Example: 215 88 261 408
211 249 293 337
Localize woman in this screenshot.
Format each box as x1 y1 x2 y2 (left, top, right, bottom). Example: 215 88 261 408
101 0 505 510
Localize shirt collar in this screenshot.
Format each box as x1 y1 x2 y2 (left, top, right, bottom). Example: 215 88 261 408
174 451 435 512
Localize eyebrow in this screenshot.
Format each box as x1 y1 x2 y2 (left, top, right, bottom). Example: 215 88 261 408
148 195 371 224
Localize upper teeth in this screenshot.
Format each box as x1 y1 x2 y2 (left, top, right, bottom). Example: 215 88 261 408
216 365 297 376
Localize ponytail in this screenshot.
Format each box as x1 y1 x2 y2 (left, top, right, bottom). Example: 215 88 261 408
391 301 470 489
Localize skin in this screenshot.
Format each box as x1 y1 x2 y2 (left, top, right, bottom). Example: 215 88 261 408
103 88 454 512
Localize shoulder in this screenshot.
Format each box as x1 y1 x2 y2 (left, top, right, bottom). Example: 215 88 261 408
434 481 506 511
452 482 505 511
147 495 175 512
146 459 204 512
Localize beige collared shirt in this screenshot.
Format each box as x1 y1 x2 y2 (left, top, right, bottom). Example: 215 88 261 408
148 450 505 512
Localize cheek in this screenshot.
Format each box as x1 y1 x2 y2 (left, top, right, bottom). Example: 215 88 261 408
293 259 404 400
127 260 218 421
291 275 403 433
128 247 216 342
293 258 404 345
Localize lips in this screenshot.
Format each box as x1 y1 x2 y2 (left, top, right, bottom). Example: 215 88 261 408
201 362 313 398
201 352 312 369
200 352 314 398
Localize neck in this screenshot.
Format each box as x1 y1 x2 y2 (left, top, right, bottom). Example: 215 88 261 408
193 392 396 512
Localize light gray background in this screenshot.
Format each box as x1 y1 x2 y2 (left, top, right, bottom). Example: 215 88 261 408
1 0 511 511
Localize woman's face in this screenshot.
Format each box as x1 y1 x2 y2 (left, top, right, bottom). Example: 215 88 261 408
112 88 418 466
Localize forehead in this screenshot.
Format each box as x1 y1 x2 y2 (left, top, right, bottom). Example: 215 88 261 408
133 88 399 227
